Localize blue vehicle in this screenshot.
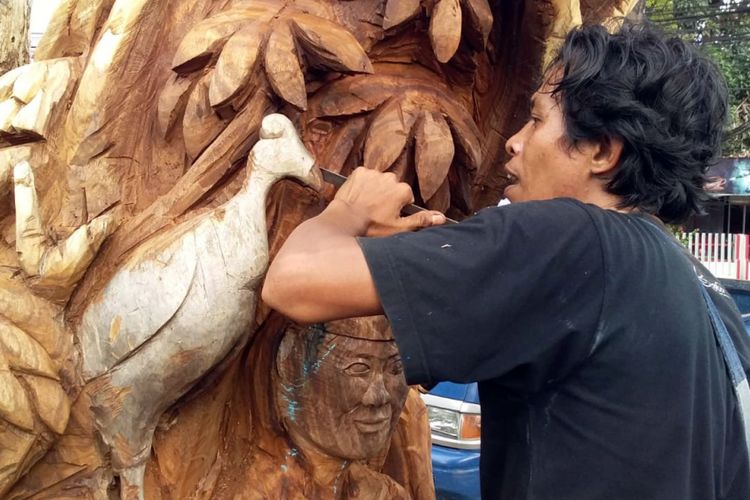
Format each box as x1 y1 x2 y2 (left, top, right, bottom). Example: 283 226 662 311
423 278 750 499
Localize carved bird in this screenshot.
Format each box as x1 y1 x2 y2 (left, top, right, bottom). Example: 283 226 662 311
77 114 321 499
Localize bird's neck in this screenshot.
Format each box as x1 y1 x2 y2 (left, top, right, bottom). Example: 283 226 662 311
229 168 277 221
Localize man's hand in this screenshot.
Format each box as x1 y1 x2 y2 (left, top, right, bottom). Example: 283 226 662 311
263 167 448 323
332 167 446 237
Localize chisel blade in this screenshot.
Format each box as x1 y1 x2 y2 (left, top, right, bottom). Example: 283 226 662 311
319 168 457 224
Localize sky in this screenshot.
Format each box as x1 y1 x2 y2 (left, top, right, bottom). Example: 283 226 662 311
31 0 62 34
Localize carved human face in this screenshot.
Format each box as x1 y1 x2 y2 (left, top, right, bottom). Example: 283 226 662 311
276 325 408 461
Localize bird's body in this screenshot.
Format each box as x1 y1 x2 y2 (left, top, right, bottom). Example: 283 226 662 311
77 115 319 499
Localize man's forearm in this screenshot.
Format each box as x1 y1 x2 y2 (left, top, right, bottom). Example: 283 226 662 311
262 200 383 323
262 167 446 323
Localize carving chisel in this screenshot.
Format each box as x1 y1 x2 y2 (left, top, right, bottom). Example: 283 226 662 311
319 168 457 224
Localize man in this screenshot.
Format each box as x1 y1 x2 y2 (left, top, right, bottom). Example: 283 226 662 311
262 21 750 499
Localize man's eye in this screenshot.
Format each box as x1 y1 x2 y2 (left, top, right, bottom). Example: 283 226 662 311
344 362 370 376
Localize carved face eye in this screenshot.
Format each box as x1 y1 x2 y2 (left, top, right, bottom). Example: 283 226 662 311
388 358 404 376
344 361 371 376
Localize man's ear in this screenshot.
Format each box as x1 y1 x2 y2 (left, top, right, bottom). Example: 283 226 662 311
589 136 624 176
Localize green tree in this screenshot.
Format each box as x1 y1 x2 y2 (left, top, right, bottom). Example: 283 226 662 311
647 0 750 156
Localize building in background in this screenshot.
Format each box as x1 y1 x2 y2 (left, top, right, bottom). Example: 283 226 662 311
29 0 61 57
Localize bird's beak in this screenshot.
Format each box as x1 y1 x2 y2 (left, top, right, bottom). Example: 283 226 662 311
299 164 323 192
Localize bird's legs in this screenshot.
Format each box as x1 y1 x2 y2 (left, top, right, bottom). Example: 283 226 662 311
119 464 147 500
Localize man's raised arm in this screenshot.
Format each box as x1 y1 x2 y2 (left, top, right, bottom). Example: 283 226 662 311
261 167 446 323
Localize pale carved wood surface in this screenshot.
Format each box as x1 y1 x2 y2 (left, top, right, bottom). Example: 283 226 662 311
0 0 30 75
0 0 637 498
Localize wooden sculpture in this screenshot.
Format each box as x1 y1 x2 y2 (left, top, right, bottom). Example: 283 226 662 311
0 0 638 498
244 316 412 499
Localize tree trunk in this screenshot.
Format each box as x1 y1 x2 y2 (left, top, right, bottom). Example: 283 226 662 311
0 0 30 75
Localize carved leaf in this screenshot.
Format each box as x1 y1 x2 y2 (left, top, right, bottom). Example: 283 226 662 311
291 13 373 74
463 0 494 49
388 144 414 185
446 112 483 172
0 99 22 134
0 59 73 140
364 98 418 172
426 177 451 212
383 0 422 30
309 116 367 172
0 422 35 496
183 74 227 161
0 354 34 431
172 8 269 74
209 22 268 109
415 111 454 200
11 92 45 138
19 374 70 434
0 320 58 379
11 62 47 105
307 76 390 118
430 0 463 63
157 74 196 139
264 22 307 110
0 66 24 100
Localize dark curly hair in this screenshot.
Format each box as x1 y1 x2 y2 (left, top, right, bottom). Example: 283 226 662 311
548 21 729 223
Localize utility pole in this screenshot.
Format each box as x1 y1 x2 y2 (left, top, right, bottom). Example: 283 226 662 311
0 0 31 75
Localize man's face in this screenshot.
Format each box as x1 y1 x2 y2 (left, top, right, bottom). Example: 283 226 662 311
503 81 594 203
278 332 408 461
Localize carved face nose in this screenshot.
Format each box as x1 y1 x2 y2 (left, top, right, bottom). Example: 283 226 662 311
361 374 390 407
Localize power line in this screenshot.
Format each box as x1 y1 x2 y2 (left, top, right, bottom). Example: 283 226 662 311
649 7 750 22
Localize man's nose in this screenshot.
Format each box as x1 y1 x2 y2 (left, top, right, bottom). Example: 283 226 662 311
505 131 521 156
362 374 390 406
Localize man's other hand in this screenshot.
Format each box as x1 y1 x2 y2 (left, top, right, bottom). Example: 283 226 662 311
334 167 446 237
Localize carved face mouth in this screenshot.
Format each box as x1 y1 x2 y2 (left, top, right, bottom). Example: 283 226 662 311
352 413 391 434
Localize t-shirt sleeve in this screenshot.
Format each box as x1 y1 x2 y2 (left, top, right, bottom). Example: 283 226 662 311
357 198 605 391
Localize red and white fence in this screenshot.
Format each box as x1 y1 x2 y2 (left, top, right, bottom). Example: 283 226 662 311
680 232 750 280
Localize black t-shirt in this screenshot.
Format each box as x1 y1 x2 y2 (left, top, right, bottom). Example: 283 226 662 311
358 198 750 500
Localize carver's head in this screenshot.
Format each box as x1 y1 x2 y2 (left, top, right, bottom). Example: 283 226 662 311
504 21 728 223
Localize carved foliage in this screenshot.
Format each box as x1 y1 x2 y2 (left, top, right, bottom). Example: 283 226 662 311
306 71 482 214
383 0 493 62
159 1 373 162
